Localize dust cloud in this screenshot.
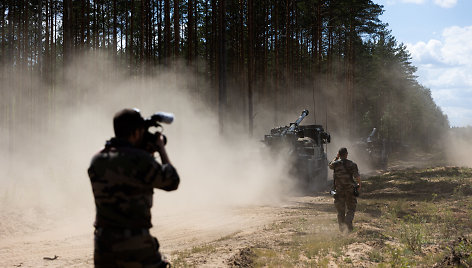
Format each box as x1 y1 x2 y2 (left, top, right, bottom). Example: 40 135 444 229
444 128 472 167
0 54 295 239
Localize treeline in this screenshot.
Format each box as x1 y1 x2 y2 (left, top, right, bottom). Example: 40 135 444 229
0 0 449 150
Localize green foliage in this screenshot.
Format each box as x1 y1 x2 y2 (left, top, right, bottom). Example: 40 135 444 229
454 239 472 266
358 32 449 150
389 246 416 267
367 248 384 263
398 217 428 253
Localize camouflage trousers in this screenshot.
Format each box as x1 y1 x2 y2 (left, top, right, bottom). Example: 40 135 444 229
334 185 357 232
94 228 168 268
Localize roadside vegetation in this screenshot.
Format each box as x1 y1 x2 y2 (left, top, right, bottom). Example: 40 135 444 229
170 166 472 267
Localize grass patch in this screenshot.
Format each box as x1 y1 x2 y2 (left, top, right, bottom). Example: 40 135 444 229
251 217 355 266
171 244 217 267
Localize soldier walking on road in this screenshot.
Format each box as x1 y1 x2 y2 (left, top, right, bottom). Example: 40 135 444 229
329 147 361 232
88 109 180 267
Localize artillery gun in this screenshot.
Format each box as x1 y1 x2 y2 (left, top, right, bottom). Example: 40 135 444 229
366 128 388 169
354 128 388 169
263 110 331 191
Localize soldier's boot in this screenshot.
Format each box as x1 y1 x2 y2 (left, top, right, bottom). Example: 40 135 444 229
346 222 354 232
337 213 347 232
345 210 355 232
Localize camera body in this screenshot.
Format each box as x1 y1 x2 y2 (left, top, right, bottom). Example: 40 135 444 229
353 183 360 197
330 183 360 197
141 112 174 152
330 189 337 196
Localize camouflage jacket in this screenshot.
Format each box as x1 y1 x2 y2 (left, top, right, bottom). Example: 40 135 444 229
88 138 180 229
328 158 359 187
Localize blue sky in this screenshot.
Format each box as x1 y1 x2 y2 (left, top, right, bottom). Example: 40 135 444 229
376 0 472 127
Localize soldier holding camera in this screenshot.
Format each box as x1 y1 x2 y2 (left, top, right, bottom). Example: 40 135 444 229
329 147 361 233
88 108 179 267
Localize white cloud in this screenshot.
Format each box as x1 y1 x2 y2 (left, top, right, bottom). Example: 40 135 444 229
408 39 443 63
407 25 472 127
401 0 427 4
385 0 457 7
433 0 457 8
441 26 472 65
441 106 472 127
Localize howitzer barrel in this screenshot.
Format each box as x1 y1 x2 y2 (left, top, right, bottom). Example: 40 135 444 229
367 127 377 143
288 110 309 132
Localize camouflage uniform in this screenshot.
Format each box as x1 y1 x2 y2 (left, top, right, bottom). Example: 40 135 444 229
329 158 359 232
88 138 180 267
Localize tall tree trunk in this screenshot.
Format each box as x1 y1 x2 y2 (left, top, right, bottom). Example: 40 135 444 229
193 0 198 62
113 0 117 53
157 0 162 64
45 0 50 82
210 0 217 100
63 0 72 67
263 2 269 104
24 0 30 69
141 0 145 63
218 0 227 135
101 3 106 48
147 0 153 62
125 0 129 59
187 0 194 63
93 1 97 49
317 1 322 71
247 0 254 136
284 0 292 110
173 0 179 58
164 0 170 64
51 0 55 81
37 0 43 76
130 0 135 67
274 0 279 123
346 9 355 135
85 0 90 48
0 3 5 65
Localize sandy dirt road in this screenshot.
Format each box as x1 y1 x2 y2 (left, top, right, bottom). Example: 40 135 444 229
0 194 336 267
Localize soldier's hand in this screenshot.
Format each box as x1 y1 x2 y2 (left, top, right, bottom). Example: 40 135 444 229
155 133 166 151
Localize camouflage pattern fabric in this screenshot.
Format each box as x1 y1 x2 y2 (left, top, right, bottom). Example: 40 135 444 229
88 138 179 267
329 159 359 231
328 159 359 187
333 185 357 231
93 228 167 267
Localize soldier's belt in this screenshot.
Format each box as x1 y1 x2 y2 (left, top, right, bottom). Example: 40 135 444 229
95 227 150 237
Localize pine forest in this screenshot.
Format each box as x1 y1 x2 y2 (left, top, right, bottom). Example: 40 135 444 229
0 0 449 152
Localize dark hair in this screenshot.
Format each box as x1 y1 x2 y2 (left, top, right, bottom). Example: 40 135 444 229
338 147 348 157
113 109 145 138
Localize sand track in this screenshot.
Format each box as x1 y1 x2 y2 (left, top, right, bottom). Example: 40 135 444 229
0 195 334 267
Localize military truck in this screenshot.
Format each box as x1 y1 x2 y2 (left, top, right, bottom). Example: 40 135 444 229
263 110 331 191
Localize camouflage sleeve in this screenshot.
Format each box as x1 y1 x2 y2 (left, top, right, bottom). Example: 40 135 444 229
154 163 180 191
141 156 180 191
350 162 360 179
